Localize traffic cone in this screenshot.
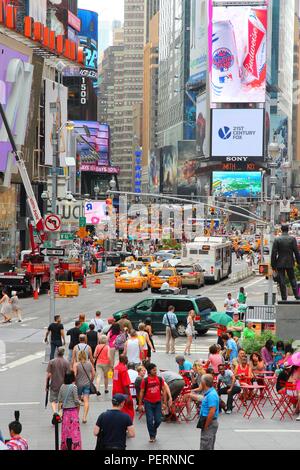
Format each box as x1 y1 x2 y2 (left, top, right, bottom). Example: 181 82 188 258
94 279 101 285
82 277 87 289
33 290 39 300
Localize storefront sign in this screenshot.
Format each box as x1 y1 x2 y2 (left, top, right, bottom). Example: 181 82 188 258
68 11 81 32
80 165 120 174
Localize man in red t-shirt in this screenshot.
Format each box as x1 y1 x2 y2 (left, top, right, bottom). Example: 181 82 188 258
113 356 134 421
138 363 169 443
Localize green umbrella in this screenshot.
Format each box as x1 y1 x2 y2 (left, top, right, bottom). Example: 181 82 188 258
209 312 232 326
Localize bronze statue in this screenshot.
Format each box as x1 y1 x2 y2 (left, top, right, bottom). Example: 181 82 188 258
271 225 300 301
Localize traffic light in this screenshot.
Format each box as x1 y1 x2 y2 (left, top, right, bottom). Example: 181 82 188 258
106 198 113 217
259 264 269 276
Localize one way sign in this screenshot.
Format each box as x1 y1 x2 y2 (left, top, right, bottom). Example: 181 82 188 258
40 248 65 257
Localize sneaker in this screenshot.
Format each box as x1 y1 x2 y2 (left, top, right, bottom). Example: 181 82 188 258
296 415 300 421
225 410 232 415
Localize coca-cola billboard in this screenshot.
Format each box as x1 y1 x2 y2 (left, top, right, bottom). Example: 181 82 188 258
210 4 268 103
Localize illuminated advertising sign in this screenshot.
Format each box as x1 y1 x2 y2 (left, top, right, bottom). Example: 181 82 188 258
74 121 110 167
149 150 160 194
0 42 33 172
177 141 198 196
161 146 177 195
210 5 268 103
211 108 264 161
85 201 106 225
189 0 207 85
134 149 142 194
78 9 98 71
196 93 208 157
212 171 262 198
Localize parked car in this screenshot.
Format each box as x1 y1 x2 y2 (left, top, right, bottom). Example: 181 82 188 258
176 264 205 288
113 294 217 336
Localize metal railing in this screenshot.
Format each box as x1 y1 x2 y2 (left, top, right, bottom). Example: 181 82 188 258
230 267 255 284
245 305 276 321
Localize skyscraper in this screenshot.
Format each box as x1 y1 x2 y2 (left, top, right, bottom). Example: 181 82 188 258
99 0 145 192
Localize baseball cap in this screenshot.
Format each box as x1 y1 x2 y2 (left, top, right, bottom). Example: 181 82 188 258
112 394 128 405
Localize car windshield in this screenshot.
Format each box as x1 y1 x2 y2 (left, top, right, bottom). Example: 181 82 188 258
139 257 151 263
155 270 175 277
176 266 194 273
195 298 216 313
156 253 174 259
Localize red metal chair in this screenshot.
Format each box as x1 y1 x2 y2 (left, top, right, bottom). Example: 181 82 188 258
271 382 298 421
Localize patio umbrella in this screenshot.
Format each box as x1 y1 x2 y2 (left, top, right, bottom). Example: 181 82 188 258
209 312 233 326
290 352 300 367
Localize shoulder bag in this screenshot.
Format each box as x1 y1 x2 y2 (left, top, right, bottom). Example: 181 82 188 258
81 363 98 395
196 415 207 430
166 313 179 339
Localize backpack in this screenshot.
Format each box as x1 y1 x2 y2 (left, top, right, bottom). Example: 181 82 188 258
144 376 163 396
115 333 127 351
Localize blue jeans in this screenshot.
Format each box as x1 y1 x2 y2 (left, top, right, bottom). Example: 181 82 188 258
50 341 62 360
144 401 162 439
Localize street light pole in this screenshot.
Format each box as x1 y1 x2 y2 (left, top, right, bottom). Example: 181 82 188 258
267 139 280 306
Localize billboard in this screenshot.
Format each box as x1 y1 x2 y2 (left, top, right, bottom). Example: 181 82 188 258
212 171 262 198
177 141 198 196
48 0 69 35
28 0 47 25
74 121 110 167
196 93 208 157
211 108 264 161
85 201 106 225
161 146 177 195
148 150 161 194
44 79 68 166
78 9 98 72
189 0 207 85
0 42 33 172
210 6 268 103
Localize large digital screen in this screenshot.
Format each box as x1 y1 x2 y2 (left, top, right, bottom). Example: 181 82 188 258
161 146 177 195
212 171 262 198
148 150 160 194
196 93 208 157
177 141 198 196
74 121 110 166
210 5 268 103
211 108 264 160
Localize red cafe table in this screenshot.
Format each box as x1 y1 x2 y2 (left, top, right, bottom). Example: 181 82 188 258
240 384 266 419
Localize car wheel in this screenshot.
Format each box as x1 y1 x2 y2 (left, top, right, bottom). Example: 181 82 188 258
176 323 186 337
106 259 113 267
198 329 208 336
115 288 121 293
151 288 155 293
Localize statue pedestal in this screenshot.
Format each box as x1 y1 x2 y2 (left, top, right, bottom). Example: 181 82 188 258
276 302 300 341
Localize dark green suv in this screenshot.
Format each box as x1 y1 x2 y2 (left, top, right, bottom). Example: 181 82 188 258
113 294 217 336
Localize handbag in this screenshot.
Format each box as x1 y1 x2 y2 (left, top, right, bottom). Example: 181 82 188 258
196 415 207 430
166 313 179 339
81 363 98 396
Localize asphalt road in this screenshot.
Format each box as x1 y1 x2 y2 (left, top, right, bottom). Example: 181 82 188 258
2 263 298 451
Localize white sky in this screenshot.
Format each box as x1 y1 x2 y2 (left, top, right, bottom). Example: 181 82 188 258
78 0 124 23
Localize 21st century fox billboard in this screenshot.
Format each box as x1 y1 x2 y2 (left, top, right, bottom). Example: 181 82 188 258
210 3 268 103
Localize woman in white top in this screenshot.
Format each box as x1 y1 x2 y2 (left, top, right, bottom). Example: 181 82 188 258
0 290 12 323
123 330 142 366
184 310 196 356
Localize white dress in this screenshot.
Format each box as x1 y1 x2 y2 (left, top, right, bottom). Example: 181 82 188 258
1 296 11 316
186 318 195 337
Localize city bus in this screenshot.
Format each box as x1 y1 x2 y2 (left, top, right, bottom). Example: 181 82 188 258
181 237 232 283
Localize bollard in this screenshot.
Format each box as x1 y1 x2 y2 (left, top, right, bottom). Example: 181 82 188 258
82 277 87 289
52 413 62 451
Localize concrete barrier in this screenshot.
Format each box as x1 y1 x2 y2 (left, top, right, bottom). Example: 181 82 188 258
276 302 300 341
230 267 255 285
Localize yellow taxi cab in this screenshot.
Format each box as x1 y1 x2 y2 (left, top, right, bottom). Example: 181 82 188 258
137 256 155 266
124 256 135 263
115 269 148 293
115 261 139 278
150 267 182 293
238 240 253 254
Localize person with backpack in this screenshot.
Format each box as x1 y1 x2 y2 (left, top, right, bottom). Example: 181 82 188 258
138 323 154 361
123 330 143 367
138 363 170 443
115 327 129 359
72 335 94 367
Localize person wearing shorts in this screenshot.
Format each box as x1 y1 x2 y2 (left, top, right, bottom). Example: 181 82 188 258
74 351 95 424
94 336 111 395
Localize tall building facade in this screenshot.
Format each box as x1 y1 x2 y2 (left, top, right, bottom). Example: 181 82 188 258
142 10 159 191
99 0 145 192
145 0 160 42
157 0 191 148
